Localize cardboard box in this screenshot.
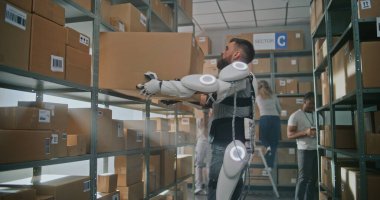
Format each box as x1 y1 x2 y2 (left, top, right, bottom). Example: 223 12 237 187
30 14 66 80
17 101 68 131
108 3 147 32
310 0 316 33
178 0 192 18
97 191 120 200
161 4 174 27
117 182 143 200
124 129 143 150
50 131 67 158
65 46 92 87
99 32 204 98
280 124 289 141
6 0 32 12
315 0 324 22
72 0 91 11
324 125 356 149
196 36 211 55
67 108 114 153
278 169 297 186
275 79 299 94
366 133 380 154
321 70 330 106
100 0 111 22
341 167 380 200
298 81 313 94
298 56 313 72
319 130 325 146
314 38 325 67
65 28 90 53
115 155 143 186
333 41 353 100
97 173 117 193
251 58 271 74
161 149 175 187
0 186 36 200
0 107 54 130
147 155 161 191
170 117 196 133
203 59 218 77
275 79 287 94
32 0 65 26
358 0 380 19
277 147 297 164
177 154 192 178
0 1 31 70
320 156 332 190
66 134 86 156
279 97 303 119
248 168 271 185
276 57 298 73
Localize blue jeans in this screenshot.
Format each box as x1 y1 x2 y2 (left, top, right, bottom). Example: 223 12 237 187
295 150 318 200
208 144 243 200
259 115 280 168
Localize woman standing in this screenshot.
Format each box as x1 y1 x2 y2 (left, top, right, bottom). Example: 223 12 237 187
256 80 282 169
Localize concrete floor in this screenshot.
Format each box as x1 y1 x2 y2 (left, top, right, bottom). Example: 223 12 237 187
191 190 295 200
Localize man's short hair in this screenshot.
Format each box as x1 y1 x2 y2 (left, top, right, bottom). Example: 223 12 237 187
229 38 255 64
304 92 314 102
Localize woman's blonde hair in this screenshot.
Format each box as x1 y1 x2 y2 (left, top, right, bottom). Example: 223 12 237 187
258 80 273 99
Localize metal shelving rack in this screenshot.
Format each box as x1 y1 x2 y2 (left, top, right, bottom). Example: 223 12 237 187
311 0 380 199
0 0 196 199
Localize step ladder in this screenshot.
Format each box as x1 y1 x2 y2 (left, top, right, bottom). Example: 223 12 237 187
250 147 280 198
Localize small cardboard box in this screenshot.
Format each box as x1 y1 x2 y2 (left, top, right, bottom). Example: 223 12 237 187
277 57 298 73
124 129 143 150
277 147 297 164
278 169 297 186
0 107 53 130
176 154 192 178
358 0 380 19
117 182 143 200
97 173 117 193
298 56 313 72
0 1 31 70
115 155 143 186
251 58 271 74
65 46 92 87
108 3 147 32
65 27 91 53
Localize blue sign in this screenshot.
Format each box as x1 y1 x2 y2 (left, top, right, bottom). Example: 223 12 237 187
275 32 288 49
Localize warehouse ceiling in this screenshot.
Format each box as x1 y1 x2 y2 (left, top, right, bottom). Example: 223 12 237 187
192 0 311 30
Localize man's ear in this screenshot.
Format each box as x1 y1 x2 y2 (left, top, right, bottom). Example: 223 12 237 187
232 50 241 61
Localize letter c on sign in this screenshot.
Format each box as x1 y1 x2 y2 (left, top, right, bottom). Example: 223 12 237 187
277 35 286 47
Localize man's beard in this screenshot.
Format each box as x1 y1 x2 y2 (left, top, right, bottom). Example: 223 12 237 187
217 57 230 70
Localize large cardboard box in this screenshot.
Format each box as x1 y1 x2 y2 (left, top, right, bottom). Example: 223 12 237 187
251 58 271 74
358 0 380 19
17 101 68 131
30 14 66 80
0 187 36 200
66 134 86 156
99 32 204 98
298 56 313 72
321 70 330 106
65 28 90 53
0 1 31 70
97 191 120 200
117 182 143 200
0 107 54 130
67 108 114 153
161 149 176 187
115 155 143 186
278 97 303 119
203 59 218 77
286 31 305 51
366 133 380 154
278 169 297 186
97 173 117 193
324 125 356 149
341 167 380 200
276 57 298 73
65 46 92 87
196 36 211 55
72 0 91 11
32 0 65 25
298 81 313 94
277 147 297 164
333 41 353 100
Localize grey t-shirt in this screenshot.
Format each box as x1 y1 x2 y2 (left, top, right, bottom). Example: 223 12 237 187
288 109 318 150
256 95 281 116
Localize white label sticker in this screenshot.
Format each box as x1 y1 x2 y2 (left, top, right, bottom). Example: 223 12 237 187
62 132 67 140
51 134 59 144
281 110 287 117
261 170 269 176
377 17 380 37
118 21 125 32
289 148 295 154
44 138 51 154
5 4 27 30
280 80 286 86
252 59 259 65
39 109 51 123
79 34 90 46
199 36 206 42
296 98 304 104
140 13 147 27
211 59 217 65
296 33 301 38
360 0 371 9
181 118 190 125
117 123 123 138
112 194 120 200
291 59 297 65
136 131 143 142
291 178 296 184
83 180 90 192
50 55 64 72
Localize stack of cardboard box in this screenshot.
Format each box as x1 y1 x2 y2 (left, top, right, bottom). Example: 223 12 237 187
115 155 144 200
97 173 120 200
